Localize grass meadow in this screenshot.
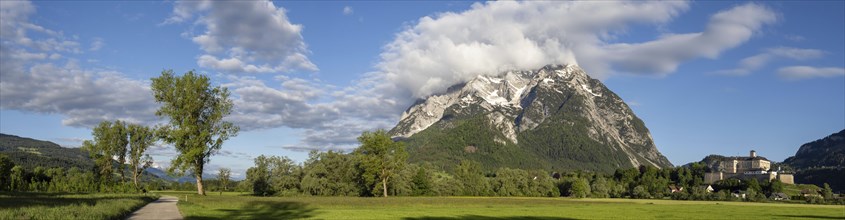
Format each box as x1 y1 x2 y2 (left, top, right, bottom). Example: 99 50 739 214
161 191 845 219
0 192 158 220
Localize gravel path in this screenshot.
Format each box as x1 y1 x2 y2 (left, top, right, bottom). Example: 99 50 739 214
125 196 183 220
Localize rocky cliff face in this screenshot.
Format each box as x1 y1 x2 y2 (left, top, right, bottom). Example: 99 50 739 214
390 64 672 172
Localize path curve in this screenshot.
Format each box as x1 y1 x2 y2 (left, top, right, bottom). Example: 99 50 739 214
125 196 183 220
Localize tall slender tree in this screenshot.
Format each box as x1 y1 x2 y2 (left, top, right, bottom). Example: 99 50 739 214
354 130 408 197
151 70 239 195
218 168 231 192
127 124 156 190
112 121 129 183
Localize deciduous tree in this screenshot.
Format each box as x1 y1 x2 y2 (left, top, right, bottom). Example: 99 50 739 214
354 130 408 197
151 70 239 195
218 168 231 192
82 120 128 185
127 124 156 190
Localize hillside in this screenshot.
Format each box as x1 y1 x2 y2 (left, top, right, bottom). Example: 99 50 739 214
0 133 93 170
783 129 845 193
390 64 672 173
783 129 845 169
0 133 207 183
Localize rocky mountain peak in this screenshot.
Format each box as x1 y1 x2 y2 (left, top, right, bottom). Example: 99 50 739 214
390 64 672 172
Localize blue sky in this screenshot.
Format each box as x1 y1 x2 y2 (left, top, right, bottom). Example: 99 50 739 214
1 1 843 179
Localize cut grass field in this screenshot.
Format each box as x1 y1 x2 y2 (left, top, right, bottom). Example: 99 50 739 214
160 191 845 219
0 192 158 220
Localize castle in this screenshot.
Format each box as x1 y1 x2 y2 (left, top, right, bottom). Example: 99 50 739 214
704 150 794 184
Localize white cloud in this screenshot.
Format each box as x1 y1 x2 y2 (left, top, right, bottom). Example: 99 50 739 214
223 75 341 131
0 1 35 41
89 37 105 51
714 47 826 76
0 61 160 127
777 66 845 80
370 1 776 100
767 47 825 60
166 0 317 73
343 6 353 15
0 0 159 128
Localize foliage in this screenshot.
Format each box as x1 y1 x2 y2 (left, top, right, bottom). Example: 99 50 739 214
794 168 845 193
454 159 490 196
300 150 362 196
0 154 13 191
631 185 651 199
590 176 610 198
151 70 240 195
411 166 433 196
127 124 156 191
569 177 591 198
82 121 120 184
354 130 408 197
821 183 833 199
217 168 231 191
245 155 302 196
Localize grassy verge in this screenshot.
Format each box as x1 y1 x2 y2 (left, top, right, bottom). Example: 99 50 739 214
160 191 845 219
0 192 159 220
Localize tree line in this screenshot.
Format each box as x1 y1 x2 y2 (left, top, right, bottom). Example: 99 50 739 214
238 130 842 204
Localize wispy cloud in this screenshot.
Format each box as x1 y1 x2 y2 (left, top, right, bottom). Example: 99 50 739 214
0 0 160 128
777 66 845 80
713 47 826 76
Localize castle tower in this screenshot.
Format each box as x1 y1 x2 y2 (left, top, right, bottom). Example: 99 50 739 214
750 150 757 158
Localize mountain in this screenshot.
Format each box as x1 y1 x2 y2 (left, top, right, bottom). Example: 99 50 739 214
0 133 93 170
782 129 845 193
389 64 672 173
783 129 845 169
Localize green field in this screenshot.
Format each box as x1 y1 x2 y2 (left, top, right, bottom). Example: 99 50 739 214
160 191 845 219
0 192 158 220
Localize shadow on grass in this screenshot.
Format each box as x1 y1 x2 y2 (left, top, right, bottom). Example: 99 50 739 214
404 216 579 220
0 193 99 209
186 201 316 220
773 215 844 219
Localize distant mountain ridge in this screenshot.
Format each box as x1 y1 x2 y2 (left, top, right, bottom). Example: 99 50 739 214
783 129 845 193
0 133 93 170
389 64 672 173
0 133 220 182
783 129 845 169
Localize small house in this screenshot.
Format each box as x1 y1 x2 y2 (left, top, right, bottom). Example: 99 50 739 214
769 192 789 201
668 185 684 193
